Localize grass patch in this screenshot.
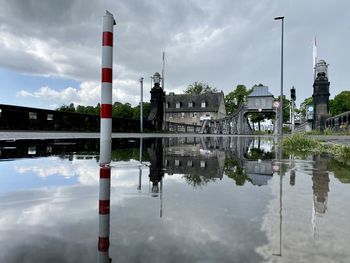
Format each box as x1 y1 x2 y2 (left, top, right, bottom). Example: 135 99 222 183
281 134 350 164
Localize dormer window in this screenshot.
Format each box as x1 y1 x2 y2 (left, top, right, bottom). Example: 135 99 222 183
188 101 194 108
176 102 181 109
201 101 207 108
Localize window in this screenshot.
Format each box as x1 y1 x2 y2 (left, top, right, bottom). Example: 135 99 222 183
200 160 206 168
175 160 180 167
28 146 36 155
0 108 2 117
181 112 185 118
188 101 194 108
192 112 197 117
201 101 206 108
176 102 181 109
47 114 54 121
187 160 193 167
166 102 170 108
29 112 37 120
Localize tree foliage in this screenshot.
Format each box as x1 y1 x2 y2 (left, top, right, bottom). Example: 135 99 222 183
224 84 250 114
330 91 350 116
57 102 151 120
184 81 218 94
275 95 291 123
299 97 313 118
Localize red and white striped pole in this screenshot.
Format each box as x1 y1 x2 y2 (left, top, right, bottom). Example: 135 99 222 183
100 10 116 166
98 10 115 263
98 166 111 262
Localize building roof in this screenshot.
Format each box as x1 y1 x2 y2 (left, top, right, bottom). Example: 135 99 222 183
248 86 273 98
166 92 224 112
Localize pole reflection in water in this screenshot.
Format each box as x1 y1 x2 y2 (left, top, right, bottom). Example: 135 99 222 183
148 138 165 218
138 138 143 192
272 138 283 257
98 166 112 263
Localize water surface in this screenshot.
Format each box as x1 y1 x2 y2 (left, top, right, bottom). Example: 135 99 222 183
0 137 349 263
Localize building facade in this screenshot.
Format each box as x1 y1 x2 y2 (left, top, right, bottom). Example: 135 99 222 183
165 92 226 125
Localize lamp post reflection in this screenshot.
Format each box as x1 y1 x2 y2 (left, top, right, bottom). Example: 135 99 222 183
138 138 143 192
148 138 165 218
272 138 283 257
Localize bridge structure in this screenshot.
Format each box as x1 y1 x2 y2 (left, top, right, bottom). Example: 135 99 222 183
199 86 278 135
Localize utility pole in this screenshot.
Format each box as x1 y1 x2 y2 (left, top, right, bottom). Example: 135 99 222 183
274 16 284 136
140 77 144 133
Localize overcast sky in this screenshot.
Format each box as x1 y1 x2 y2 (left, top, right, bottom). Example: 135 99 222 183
0 0 348 109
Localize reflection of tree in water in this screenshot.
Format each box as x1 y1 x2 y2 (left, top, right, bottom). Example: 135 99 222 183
247 147 274 160
224 157 251 186
328 159 350 184
182 174 216 187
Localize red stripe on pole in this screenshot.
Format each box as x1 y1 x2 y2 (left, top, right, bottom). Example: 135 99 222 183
100 104 112 118
100 167 111 179
101 68 112 83
98 237 110 252
99 200 110 214
102 32 113 46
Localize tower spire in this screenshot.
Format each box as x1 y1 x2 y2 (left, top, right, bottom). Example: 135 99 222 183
313 36 318 78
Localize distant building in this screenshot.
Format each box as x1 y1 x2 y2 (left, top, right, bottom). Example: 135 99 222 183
246 86 274 110
165 92 226 125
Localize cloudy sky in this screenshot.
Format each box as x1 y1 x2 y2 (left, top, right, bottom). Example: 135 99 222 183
0 0 348 109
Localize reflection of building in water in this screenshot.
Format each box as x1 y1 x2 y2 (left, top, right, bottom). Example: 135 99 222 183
311 155 330 237
312 155 330 214
164 138 225 180
244 138 274 186
148 138 165 194
245 161 273 186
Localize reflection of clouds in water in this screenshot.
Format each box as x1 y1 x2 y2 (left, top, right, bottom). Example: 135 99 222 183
13 157 153 188
0 186 98 228
256 163 350 263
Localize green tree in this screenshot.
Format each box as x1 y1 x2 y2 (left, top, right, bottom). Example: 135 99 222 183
299 97 313 119
329 91 350 116
132 102 151 120
225 84 250 114
184 81 218 94
112 102 133 118
57 103 76 113
276 95 291 123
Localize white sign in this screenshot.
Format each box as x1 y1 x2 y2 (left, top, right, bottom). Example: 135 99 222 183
273 101 280 108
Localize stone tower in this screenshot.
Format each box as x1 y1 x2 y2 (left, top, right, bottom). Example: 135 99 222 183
148 72 165 131
313 60 330 131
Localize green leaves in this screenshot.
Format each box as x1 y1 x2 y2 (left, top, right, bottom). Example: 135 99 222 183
184 81 218 94
224 84 250 114
330 91 350 116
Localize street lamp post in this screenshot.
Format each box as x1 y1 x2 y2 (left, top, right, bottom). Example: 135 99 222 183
275 16 284 136
140 77 144 133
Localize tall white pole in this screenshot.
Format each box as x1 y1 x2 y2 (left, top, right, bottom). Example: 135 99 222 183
98 11 115 263
140 77 144 133
100 11 116 165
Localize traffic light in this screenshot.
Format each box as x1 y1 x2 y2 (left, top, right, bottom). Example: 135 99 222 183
291 86 296 101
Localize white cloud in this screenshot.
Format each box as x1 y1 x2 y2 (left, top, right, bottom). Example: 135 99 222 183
16 78 147 106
